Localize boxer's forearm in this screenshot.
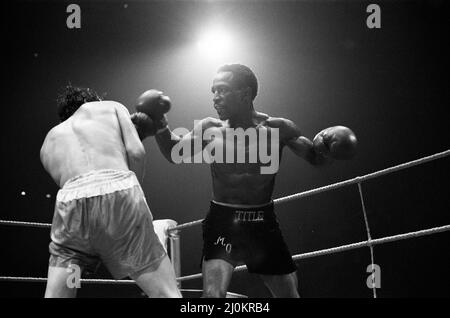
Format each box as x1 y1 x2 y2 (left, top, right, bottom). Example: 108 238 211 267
155 128 181 163
288 136 332 166
156 128 206 164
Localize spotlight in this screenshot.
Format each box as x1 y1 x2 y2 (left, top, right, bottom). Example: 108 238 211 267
197 27 232 59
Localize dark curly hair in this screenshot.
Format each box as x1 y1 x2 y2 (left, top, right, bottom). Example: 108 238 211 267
56 84 102 122
217 64 258 101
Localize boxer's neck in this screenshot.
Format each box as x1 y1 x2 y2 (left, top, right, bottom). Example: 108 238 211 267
228 107 257 129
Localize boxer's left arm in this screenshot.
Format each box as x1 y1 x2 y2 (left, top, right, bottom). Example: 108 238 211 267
274 118 331 166
114 102 146 182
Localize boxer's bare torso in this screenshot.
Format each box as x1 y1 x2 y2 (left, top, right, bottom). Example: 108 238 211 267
200 112 298 205
40 101 140 187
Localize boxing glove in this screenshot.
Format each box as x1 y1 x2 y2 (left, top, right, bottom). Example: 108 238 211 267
135 89 171 119
313 126 357 160
130 112 156 139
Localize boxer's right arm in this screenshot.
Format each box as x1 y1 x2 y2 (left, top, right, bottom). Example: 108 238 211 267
155 117 219 164
279 118 332 166
154 123 182 163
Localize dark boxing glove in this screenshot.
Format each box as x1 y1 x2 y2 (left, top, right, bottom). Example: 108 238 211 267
130 112 156 140
313 126 357 160
135 89 171 119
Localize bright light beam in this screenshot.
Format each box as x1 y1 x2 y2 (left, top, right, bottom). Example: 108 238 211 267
197 28 232 60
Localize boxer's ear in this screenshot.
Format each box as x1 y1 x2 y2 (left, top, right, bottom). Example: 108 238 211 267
238 87 252 103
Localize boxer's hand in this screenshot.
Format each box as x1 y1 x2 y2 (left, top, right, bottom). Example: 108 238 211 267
131 112 156 139
313 126 357 160
154 114 169 135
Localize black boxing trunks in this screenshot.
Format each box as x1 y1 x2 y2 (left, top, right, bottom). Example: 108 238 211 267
201 201 297 275
49 169 166 279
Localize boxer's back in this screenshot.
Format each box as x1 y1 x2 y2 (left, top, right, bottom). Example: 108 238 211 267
41 101 129 187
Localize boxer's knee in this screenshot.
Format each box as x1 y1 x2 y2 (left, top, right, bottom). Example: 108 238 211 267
202 285 227 298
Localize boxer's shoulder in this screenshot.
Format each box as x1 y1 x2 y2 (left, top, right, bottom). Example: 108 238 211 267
263 116 301 141
81 100 125 113
200 116 224 130
264 116 296 130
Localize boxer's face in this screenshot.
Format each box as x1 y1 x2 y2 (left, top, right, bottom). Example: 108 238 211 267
211 71 243 120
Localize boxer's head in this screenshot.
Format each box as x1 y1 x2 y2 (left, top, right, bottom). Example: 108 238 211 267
57 84 102 122
216 64 258 101
212 64 258 120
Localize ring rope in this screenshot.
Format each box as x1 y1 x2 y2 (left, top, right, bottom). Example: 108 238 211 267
357 182 376 298
1 150 448 232
178 223 450 281
272 149 449 205
170 149 450 232
0 220 51 228
290 224 450 261
1 150 448 288
0 276 135 285
1 224 449 284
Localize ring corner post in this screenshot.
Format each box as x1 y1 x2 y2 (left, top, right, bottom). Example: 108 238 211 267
168 228 181 288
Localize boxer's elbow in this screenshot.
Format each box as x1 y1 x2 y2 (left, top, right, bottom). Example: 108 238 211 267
128 145 146 162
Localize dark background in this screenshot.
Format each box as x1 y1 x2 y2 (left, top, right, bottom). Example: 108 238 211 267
1 0 449 297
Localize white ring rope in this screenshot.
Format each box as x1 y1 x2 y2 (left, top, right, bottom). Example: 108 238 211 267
0 220 51 228
1 149 449 289
0 276 135 285
169 149 450 232
272 149 450 206
2 224 448 284
1 149 448 231
177 224 450 281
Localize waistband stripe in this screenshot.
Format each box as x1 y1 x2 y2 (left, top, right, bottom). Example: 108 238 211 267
57 170 139 203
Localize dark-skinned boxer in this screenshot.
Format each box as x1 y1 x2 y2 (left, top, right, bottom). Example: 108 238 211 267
134 64 357 298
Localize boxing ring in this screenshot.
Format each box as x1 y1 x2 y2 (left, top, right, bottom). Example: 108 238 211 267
1 149 449 297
